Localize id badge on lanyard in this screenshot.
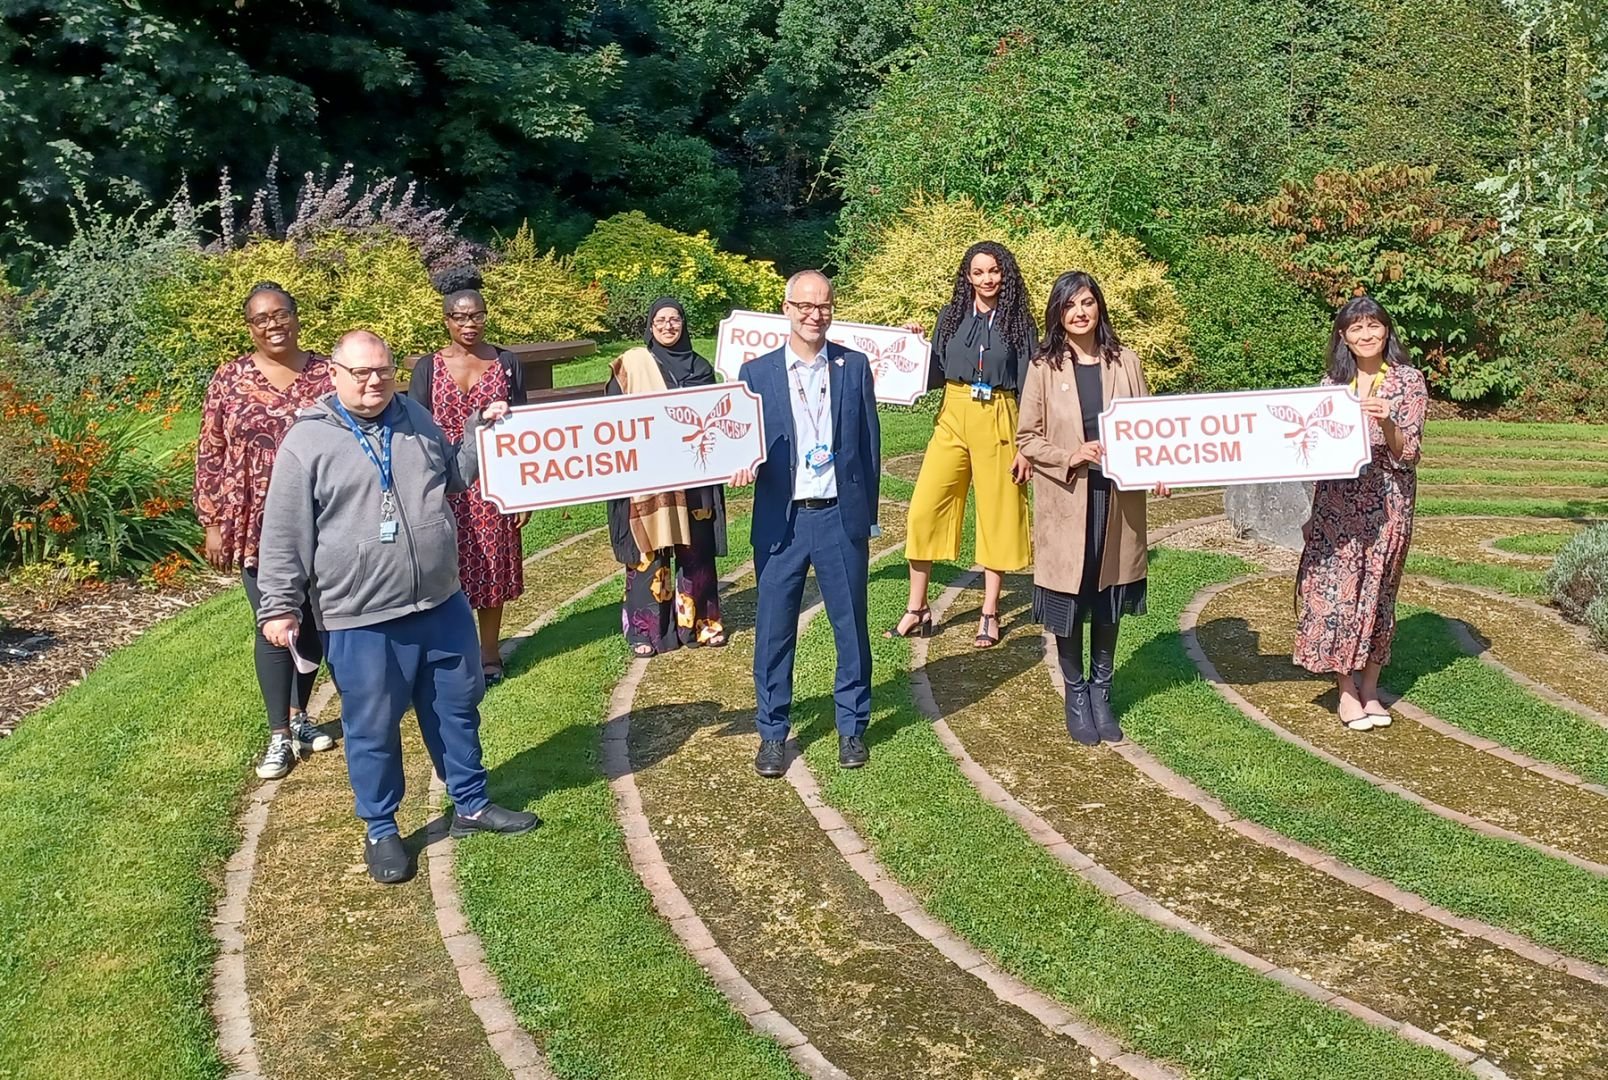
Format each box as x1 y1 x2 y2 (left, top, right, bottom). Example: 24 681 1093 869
334 400 399 543
971 309 994 401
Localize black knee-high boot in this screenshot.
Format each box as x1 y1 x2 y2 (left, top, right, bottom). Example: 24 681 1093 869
1088 620 1123 743
1056 625 1099 746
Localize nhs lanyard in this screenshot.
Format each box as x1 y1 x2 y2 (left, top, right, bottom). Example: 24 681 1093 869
332 399 399 537
790 361 829 444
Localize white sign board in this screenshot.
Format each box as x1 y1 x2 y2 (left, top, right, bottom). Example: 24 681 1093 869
1099 386 1371 491
477 384 766 512
714 310 930 406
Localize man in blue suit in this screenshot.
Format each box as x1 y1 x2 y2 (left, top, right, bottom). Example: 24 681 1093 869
730 270 882 778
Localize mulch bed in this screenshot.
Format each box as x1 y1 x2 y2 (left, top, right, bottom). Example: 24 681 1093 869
0 573 232 736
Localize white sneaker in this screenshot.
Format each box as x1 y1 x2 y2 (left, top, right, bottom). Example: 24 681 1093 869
289 712 335 751
256 731 300 779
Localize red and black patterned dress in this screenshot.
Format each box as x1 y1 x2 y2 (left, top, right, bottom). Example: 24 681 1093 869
430 356 525 609
1294 365 1429 673
195 353 333 569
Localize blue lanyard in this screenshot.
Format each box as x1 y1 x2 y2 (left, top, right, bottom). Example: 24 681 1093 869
332 399 393 493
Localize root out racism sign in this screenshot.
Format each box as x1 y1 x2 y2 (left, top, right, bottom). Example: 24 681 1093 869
1099 386 1372 490
477 385 767 512
714 310 930 406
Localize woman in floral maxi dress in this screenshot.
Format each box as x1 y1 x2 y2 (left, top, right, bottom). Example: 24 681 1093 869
1294 295 1428 731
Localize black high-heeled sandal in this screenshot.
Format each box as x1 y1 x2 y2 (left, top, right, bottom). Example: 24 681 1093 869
974 611 1001 649
884 607 932 639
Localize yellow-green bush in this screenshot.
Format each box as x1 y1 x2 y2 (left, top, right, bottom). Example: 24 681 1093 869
145 233 441 397
481 223 607 345
838 195 1193 390
573 211 784 337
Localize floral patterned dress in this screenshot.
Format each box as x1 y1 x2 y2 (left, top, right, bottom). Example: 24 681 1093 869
1293 364 1429 673
194 353 333 569
430 355 524 609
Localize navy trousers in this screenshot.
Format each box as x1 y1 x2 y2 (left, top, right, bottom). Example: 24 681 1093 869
323 592 490 840
752 503 872 742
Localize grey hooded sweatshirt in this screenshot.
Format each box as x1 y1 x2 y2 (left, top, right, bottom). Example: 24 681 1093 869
255 392 485 631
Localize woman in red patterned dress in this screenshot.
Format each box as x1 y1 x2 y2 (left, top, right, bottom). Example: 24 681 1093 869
1294 296 1429 731
195 281 336 779
410 267 528 684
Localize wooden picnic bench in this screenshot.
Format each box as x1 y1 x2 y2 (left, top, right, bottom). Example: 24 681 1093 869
403 339 610 402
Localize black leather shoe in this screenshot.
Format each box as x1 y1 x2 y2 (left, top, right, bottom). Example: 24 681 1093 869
1064 684 1101 746
451 803 542 838
754 739 787 778
364 834 412 885
1089 684 1124 743
838 735 869 769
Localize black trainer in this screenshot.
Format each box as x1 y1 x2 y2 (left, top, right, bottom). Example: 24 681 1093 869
754 739 786 778
450 803 541 838
364 834 412 885
838 735 869 769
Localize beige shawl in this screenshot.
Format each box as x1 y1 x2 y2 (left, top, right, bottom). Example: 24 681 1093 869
612 347 693 554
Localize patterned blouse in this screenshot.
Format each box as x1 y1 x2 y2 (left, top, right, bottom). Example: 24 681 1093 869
194 353 333 570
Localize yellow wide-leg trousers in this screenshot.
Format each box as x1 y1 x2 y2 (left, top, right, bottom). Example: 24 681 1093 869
906 383 1031 571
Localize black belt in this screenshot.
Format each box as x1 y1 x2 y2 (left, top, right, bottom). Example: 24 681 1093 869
794 497 837 510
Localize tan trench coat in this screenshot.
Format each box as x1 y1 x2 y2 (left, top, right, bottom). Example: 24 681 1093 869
1016 348 1150 595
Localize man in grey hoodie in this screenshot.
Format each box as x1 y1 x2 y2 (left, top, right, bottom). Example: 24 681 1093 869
257 329 538 884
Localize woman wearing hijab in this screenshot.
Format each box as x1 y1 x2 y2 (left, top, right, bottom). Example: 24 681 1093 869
606 297 728 656
890 241 1036 647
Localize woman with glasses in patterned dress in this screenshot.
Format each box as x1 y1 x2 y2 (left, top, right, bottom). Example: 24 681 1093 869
195 281 336 779
409 267 529 685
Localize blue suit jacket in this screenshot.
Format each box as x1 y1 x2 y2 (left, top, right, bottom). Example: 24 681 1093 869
739 340 881 554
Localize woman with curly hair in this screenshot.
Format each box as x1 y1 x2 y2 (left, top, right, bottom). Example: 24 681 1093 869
195 281 336 779
889 241 1037 646
410 266 529 684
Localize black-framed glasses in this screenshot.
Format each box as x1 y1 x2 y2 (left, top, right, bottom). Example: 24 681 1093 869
785 301 833 317
246 309 296 329
331 360 396 383
447 311 488 325
651 315 685 328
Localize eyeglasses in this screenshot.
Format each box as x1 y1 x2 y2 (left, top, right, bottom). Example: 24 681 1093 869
785 301 833 317
246 309 296 329
447 311 488 325
332 361 396 383
651 316 684 329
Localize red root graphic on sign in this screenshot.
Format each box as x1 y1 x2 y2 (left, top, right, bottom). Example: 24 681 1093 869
665 393 752 468
1268 396 1355 465
855 336 919 381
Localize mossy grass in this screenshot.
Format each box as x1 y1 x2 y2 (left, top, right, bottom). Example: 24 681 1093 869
0 591 263 1080
1387 609 1608 789
782 545 1470 1078
453 520 802 1080
1425 419 1608 442
1490 531 1575 555
1419 466 1608 488
1404 552 1548 597
1417 494 1608 519
1431 441 1608 465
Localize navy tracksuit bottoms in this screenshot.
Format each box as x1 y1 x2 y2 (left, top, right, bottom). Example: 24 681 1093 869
323 592 490 840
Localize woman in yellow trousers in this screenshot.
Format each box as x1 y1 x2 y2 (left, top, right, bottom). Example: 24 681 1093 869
889 241 1036 647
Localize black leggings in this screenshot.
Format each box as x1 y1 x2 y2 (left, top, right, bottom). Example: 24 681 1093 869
242 568 322 733
1055 620 1120 691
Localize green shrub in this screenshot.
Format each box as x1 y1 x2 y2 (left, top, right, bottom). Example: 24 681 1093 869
7 552 102 611
572 212 785 337
1170 239 1332 392
1547 524 1608 646
837 195 1193 390
0 377 197 575
1503 301 1608 423
482 223 608 345
14 192 203 396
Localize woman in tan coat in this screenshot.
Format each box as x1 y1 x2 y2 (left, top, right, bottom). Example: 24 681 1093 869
1017 271 1164 744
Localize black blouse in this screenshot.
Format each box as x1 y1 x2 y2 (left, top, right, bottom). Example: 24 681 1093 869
1074 360 1109 483
926 305 1039 392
